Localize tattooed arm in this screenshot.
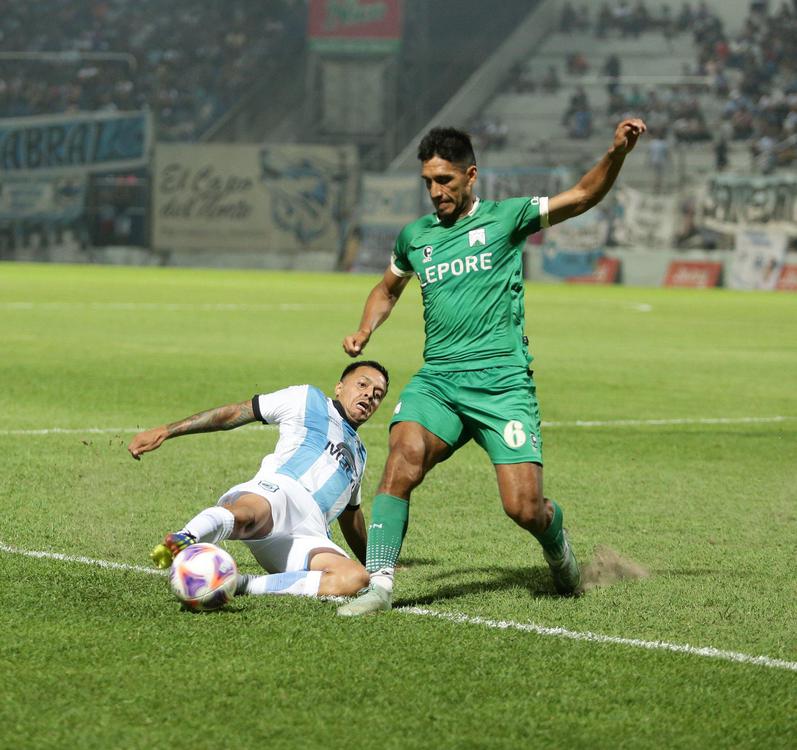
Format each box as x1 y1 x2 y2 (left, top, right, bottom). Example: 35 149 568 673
128 400 256 460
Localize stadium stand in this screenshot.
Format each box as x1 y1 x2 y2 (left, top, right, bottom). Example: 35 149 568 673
0 0 306 140
469 0 796 190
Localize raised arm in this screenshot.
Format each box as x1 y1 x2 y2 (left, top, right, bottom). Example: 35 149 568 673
548 118 646 227
128 399 256 460
342 267 411 357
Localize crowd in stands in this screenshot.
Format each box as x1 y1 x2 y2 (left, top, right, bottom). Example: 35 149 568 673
505 1 796 174
559 0 703 40
693 0 797 172
0 0 305 140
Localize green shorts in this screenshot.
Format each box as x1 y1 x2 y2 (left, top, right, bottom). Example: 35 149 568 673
390 366 543 465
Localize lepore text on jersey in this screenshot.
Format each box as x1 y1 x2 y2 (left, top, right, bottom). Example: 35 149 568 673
390 197 549 370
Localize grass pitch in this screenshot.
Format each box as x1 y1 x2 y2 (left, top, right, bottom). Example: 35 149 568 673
1 262 795 749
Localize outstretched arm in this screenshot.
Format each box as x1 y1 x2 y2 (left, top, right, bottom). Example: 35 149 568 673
548 118 646 226
128 399 256 460
342 267 411 357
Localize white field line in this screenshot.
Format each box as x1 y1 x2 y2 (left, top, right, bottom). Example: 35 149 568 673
0 415 792 437
1 541 795 674
0 302 338 312
0 541 165 576
400 608 797 673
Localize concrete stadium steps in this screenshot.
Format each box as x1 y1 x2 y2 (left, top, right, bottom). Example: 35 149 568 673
478 136 751 191
476 27 733 186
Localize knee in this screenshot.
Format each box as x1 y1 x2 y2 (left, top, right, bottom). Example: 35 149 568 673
228 498 272 539
326 565 370 597
503 489 547 533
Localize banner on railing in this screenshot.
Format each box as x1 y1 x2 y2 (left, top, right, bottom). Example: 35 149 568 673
0 111 151 174
700 173 797 238
353 173 424 271
0 174 86 221
153 143 358 267
729 228 788 290
613 186 678 248
542 202 609 278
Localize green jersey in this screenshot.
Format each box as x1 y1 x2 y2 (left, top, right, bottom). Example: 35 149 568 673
391 196 549 371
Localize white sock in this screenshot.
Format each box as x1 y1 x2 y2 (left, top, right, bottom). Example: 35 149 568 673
242 570 323 597
182 506 235 544
369 567 394 593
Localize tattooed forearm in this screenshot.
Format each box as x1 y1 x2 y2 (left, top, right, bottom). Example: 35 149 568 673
165 400 255 437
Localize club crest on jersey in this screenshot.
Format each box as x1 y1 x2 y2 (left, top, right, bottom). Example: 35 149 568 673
422 246 434 263
468 228 486 247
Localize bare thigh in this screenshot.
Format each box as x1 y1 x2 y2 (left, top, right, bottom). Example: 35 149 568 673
220 492 274 539
378 421 453 498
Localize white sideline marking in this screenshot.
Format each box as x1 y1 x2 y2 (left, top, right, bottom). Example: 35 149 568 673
0 415 792 436
543 416 792 428
400 608 797 673
0 541 165 576
1 541 795 674
0 302 336 312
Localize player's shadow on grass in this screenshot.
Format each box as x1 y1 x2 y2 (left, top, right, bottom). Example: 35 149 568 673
393 565 558 607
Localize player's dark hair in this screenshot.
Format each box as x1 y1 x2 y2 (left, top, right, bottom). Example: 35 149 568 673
417 127 476 168
339 360 389 393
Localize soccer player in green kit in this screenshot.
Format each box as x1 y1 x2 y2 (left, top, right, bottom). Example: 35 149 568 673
338 118 646 616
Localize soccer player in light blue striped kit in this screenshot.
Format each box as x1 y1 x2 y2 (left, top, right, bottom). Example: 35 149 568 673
128 361 388 599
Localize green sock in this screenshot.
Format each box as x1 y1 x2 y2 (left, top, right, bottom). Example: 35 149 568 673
365 494 409 573
533 499 565 557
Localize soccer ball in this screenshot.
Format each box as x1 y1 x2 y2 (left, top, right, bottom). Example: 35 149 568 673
169 543 238 611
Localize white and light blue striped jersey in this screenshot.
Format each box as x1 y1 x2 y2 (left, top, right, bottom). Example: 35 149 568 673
252 385 367 525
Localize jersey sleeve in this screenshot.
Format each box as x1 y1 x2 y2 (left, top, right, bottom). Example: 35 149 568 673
389 223 416 278
506 196 550 242
251 385 307 425
345 483 362 511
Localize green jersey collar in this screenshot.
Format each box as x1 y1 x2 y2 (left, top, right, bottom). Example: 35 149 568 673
435 197 480 223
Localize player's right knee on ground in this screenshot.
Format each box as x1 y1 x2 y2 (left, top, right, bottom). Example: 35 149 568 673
323 564 370 597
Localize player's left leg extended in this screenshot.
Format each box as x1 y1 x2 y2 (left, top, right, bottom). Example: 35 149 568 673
463 367 581 595
494 463 581 596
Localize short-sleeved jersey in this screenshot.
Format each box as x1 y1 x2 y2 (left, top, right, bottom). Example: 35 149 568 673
391 196 549 371
252 385 367 525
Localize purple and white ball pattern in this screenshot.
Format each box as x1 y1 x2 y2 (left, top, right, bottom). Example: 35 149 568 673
169 543 238 611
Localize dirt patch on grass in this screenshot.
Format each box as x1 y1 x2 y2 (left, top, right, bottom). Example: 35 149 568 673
581 545 650 592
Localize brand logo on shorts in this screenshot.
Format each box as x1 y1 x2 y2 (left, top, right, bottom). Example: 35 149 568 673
422 246 434 263
257 480 280 493
530 433 538 450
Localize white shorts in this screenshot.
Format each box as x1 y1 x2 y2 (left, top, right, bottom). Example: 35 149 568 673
216 472 349 573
